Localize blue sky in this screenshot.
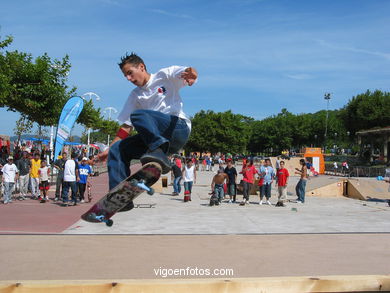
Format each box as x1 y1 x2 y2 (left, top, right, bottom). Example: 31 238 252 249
1 0 389 137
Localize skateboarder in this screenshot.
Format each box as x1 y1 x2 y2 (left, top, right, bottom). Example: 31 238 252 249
96 52 197 209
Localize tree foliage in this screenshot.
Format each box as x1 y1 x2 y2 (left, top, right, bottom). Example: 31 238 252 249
0 34 117 136
186 110 252 154
340 90 390 134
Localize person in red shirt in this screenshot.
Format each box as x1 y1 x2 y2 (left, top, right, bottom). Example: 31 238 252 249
240 159 258 205
275 161 289 207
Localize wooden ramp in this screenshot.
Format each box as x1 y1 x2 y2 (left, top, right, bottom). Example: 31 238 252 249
0 275 389 293
346 178 390 201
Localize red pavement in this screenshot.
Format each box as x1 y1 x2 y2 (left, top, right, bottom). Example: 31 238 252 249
0 174 108 234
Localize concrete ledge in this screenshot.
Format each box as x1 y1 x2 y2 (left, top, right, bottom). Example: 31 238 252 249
0 275 389 293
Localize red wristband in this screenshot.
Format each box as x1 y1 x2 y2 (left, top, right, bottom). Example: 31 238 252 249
116 128 129 139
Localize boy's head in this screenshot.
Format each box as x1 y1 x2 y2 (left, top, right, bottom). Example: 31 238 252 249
71 152 78 160
280 161 285 168
119 52 148 87
41 160 46 167
34 153 40 160
265 158 271 166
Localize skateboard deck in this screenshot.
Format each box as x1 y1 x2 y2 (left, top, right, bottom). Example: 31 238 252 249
81 162 161 226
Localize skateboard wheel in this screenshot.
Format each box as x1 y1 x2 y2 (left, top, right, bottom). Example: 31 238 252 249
105 219 114 227
147 187 154 195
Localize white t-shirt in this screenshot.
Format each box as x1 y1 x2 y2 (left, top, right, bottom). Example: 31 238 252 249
63 160 77 182
118 66 192 130
183 165 195 182
1 163 19 183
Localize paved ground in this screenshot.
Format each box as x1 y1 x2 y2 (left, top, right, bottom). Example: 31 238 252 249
62 168 390 234
0 164 389 281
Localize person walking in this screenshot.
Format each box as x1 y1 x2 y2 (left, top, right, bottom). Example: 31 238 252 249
171 162 182 196
182 159 196 202
295 158 308 204
15 152 31 200
1 156 19 204
275 161 289 207
224 159 237 203
259 158 275 205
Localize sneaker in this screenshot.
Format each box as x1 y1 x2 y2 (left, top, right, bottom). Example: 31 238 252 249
40 199 46 203
54 197 59 201
140 147 172 174
80 200 85 203
38 196 43 201
18 197 24 201
61 202 68 207
228 199 232 203
259 200 263 205
266 200 271 205
296 201 303 204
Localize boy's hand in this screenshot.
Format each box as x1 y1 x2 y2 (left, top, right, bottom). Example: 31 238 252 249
181 67 197 86
95 149 108 163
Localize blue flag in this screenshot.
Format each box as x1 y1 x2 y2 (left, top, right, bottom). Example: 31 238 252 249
53 96 84 160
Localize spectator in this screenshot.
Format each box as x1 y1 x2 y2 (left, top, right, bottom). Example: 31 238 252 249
38 160 50 203
61 152 80 206
53 152 68 201
171 162 182 196
30 153 41 199
211 169 229 204
78 157 92 203
259 158 275 205
295 159 308 204
15 152 31 200
1 156 19 204
275 161 289 207
240 159 257 205
224 159 237 203
182 159 196 202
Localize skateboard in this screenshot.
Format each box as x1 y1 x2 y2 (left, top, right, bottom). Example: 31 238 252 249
81 162 161 226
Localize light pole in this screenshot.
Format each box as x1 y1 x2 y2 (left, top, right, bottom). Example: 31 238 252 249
103 107 118 146
324 93 331 151
82 92 101 156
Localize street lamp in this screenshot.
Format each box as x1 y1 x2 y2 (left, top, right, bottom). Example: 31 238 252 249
82 92 101 156
324 93 331 151
103 107 118 146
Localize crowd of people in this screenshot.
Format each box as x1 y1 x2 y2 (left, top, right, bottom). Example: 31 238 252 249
0 144 95 206
169 154 310 207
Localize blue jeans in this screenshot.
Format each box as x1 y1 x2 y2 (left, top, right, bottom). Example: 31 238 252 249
296 179 307 203
62 181 78 203
173 176 182 194
184 181 193 193
260 182 272 200
3 182 15 203
108 110 190 190
214 184 224 202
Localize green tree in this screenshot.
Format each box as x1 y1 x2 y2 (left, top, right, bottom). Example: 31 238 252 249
0 34 115 136
185 110 252 154
340 90 390 134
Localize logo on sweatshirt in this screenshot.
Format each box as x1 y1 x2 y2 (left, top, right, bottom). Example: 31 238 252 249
157 86 166 94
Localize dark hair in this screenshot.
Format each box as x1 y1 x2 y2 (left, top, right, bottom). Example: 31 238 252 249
300 159 305 165
71 152 78 159
280 161 285 164
118 52 146 70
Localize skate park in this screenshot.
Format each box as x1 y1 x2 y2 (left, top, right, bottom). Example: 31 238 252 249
0 161 389 292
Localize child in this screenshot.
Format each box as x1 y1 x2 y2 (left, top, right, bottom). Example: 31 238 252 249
38 160 50 203
78 157 92 203
182 159 196 202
